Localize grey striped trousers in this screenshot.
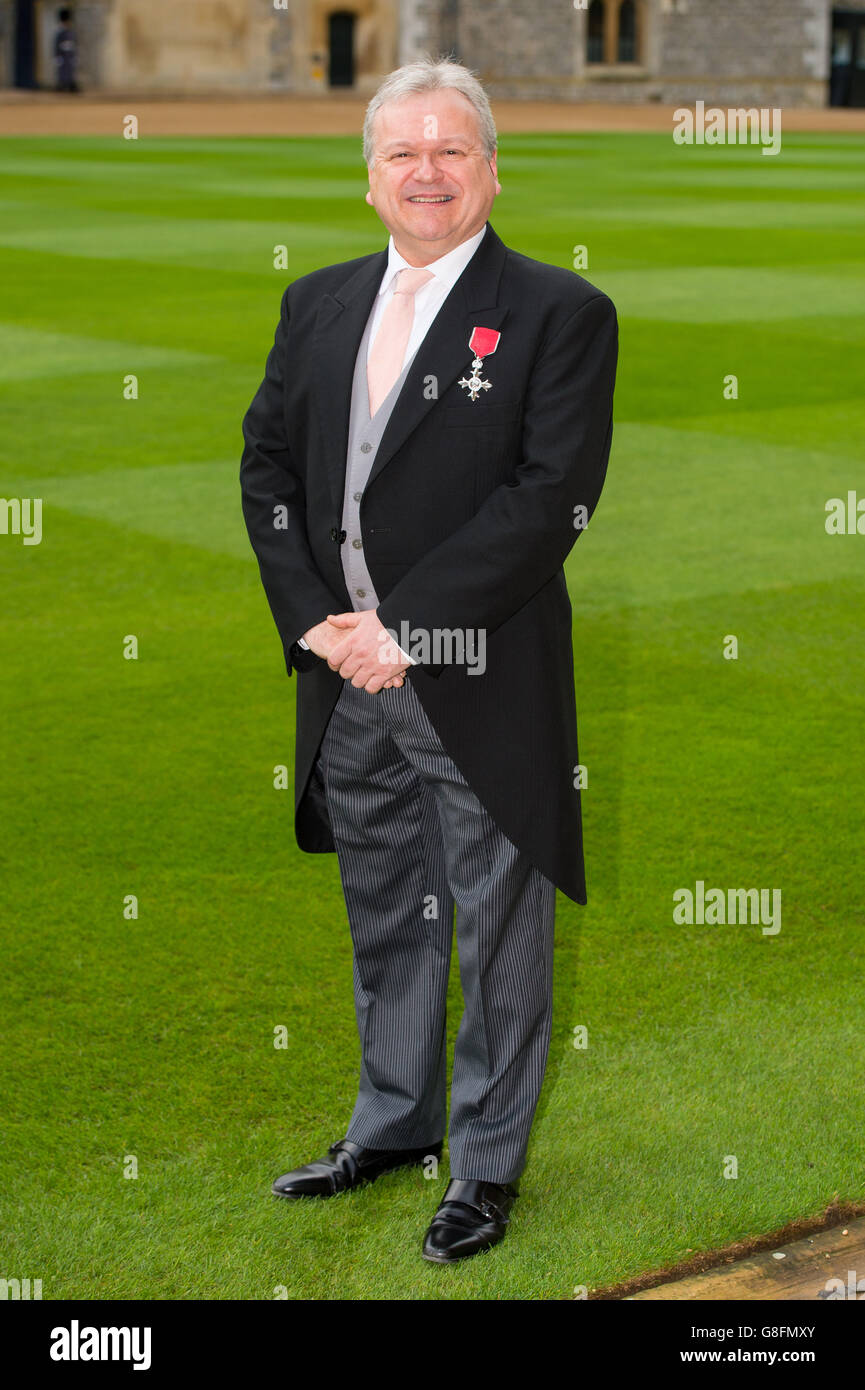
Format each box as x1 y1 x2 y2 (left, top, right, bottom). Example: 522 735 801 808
317 674 556 1186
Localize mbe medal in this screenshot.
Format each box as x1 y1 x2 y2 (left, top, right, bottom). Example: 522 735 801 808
458 326 501 401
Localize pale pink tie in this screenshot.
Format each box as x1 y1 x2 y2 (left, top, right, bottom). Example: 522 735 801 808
367 267 433 417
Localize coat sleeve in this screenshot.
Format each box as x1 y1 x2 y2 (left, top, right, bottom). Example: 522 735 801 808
240 288 347 676
376 291 618 646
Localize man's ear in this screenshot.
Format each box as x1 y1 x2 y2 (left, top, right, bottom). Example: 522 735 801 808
365 190 374 205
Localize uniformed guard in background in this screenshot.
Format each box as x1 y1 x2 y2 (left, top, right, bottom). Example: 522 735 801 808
54 7 79 93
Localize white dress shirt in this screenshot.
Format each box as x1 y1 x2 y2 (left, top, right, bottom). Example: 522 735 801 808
367 222 488 374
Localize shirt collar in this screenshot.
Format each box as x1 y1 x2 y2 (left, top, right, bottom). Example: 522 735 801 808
378 222 488 297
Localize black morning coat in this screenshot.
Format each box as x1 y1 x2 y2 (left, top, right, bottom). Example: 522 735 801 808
240 220 618 904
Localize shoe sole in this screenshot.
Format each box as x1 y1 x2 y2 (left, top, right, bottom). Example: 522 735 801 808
422 1241 500 1264
272 1151 441 1199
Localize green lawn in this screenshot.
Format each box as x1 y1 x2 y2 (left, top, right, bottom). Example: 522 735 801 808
0 130 863 1300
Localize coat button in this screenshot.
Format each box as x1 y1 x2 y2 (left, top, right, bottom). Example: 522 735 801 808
330 528 346 543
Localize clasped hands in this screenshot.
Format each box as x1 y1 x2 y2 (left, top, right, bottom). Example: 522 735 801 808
302 611 409 693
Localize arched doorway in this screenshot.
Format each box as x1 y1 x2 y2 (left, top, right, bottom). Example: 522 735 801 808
328 11 355 87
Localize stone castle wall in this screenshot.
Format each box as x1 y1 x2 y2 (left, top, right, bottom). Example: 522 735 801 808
2 0 858 104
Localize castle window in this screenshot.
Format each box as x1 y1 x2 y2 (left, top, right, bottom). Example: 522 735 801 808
617 0 636 62
587 0 605 64
586 0 643 66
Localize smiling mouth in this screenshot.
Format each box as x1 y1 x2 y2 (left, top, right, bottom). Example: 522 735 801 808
407 195 454 203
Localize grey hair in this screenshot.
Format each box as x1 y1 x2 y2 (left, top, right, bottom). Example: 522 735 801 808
362 54 497 167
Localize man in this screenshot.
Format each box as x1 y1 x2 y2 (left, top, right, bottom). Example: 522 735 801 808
54 8 79 94
240 56 617 1264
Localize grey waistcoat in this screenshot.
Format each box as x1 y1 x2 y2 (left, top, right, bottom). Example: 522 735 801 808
340 306 421 611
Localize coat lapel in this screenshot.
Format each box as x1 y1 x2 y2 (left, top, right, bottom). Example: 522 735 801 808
311 222 509 516
311 249 386 519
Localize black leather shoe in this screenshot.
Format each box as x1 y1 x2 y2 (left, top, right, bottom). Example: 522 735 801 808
272 1138 442 1199
421 1178 518 1262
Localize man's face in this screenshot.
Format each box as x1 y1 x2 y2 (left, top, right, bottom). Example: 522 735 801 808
365 90 500 264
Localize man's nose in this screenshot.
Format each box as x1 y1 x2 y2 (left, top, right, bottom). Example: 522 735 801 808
413 153 446 180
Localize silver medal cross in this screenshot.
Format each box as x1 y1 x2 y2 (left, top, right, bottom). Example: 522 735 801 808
458 356 493 402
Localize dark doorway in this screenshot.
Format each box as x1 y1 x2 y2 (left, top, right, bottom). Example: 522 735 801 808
328 11 355 88
586 0 604 64
830 9 865 107
14 0 37 88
